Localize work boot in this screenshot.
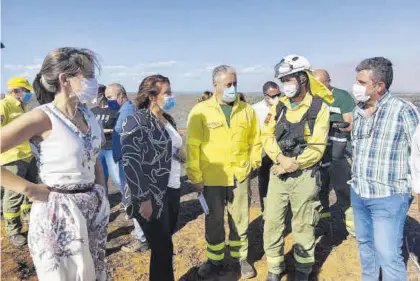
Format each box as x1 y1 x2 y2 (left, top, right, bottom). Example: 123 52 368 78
197 260 223 279
9 234 27 247
121 240 149 253
239 259 256 279
266 272 282 281
294 271 309 281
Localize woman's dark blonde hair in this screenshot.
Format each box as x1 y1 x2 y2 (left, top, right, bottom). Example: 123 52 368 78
135 74 170 109
32 47 100 105
238 92 246 103
97 84 107 107
197 91 213 103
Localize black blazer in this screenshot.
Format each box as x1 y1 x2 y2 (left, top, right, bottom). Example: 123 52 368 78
121 109 172 219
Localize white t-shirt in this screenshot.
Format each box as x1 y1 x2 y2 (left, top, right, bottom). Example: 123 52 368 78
165 123 183 189
252 100 271 129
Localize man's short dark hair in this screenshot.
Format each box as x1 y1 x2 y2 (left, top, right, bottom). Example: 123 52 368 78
263 81 279 94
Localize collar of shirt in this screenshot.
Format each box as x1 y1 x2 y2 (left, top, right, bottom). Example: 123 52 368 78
118 100 133 113
280 92 312 110
355 91 392 117
376 91 392 107
209 94 242 116
4 94 22 107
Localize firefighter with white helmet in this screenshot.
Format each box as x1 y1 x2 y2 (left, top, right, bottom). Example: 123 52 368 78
261 55 333 281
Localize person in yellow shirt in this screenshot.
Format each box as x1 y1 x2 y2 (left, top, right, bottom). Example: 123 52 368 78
186 65 261 280
261 55 331 281
1 77 38 247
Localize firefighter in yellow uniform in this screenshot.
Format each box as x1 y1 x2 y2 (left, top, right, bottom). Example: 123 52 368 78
261 55 332 281
1 77 37 247
186 65 261 280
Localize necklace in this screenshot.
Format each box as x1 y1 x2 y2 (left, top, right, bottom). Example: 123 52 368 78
52 103 85 132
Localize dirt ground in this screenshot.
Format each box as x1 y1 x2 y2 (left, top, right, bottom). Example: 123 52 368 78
1 175 420 281
1 94 420 280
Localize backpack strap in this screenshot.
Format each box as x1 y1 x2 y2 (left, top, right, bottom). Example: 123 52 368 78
274 100 287 121
306 96 324 135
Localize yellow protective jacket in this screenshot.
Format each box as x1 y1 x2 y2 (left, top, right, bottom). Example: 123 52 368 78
261 93 330 170
186 95 262 186
0 95 33 165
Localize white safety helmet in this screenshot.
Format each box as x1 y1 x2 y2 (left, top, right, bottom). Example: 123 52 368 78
274 55 312 79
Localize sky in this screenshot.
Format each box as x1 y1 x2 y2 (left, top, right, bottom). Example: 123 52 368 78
1 0 420 94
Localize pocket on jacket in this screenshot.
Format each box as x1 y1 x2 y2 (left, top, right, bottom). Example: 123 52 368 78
207 121 223 129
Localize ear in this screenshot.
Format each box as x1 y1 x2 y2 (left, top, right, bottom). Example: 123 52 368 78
299 74 308 84
58 73 69 86
377 81 386 93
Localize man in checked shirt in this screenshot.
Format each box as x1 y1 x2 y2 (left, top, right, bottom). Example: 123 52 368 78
349 57 419 281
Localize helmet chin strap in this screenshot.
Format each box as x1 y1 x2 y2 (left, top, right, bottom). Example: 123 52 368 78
291 74 304 99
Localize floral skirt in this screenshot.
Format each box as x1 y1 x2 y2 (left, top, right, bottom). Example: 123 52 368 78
28 184 111 281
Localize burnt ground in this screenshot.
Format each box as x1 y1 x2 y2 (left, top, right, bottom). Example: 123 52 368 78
1 174 420 281
2 94 420 280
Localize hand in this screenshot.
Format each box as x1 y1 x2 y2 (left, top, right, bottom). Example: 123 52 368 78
26 184 50 202
177 148 186 162
277 154 299 173
139 199 153 220
191 182 204 193
271 164 286 176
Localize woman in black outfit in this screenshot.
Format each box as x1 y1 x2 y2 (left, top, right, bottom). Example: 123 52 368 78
121 74 182 281
91 85 121 195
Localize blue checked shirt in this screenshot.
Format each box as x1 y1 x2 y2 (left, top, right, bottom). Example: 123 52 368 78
350 92 420 198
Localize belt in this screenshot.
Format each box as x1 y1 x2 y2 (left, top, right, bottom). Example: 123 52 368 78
48 183 95 194
278 164 320 181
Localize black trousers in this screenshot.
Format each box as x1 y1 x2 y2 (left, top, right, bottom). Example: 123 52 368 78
258 154 273 212
166 187 181 235
135 188 180 281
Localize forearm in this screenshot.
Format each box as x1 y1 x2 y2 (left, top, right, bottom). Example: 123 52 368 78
186 148 203 184
340 125 352 133
186 142 203 183
297 147 325 169
262 137 282 164
94 157 106 187
1 166 31 195
103 129 113 134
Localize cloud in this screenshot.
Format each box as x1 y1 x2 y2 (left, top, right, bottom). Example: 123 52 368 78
143 60 177 68
103 65 127 70
104 61 177 83
3 61 42 81
183 64 218 79
238 65 265 74
4 64 42 71
104 61 177 71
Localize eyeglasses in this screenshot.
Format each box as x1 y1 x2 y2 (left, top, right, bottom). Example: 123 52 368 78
264 93 281 99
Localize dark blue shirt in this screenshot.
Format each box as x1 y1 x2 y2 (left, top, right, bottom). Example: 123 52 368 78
112 100 136 162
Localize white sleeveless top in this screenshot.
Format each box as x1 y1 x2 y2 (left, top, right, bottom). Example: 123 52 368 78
165 123 183 189
31 103 103 189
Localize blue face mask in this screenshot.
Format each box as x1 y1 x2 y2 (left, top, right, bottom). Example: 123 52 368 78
222 85 237 103
22 92 33 103
161 96 176 111
107 99 120 110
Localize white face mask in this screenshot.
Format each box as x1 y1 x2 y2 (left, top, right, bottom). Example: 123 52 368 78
76 78 99 103
267 96 279 105
283 83 298 98
222 85 237 103
352 83 370 103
